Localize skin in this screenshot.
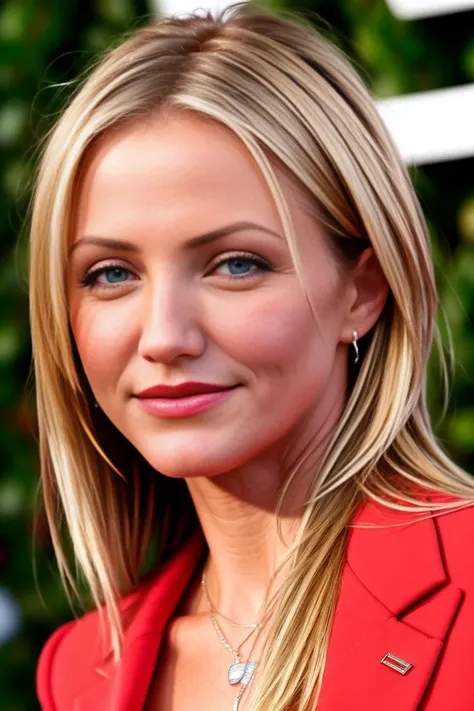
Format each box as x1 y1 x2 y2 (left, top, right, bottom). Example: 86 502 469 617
68 111 388 709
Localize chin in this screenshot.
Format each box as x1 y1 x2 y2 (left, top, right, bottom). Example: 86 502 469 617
135 444 234 480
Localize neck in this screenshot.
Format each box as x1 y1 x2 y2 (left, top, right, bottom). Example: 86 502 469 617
184 388 344 624
189 471 300 622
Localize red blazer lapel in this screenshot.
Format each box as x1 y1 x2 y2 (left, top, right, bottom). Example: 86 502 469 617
75 530 206 711
318 500 463 710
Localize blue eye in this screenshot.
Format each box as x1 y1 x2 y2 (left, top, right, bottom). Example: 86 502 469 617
103 267 128 284
101 267 130 283
223 258 252 275
211 254 270 279
81 265 134 288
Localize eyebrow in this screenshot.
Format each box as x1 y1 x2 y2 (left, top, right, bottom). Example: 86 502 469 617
68 221 283 256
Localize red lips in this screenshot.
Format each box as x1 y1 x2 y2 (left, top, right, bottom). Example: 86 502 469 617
136 382 237 398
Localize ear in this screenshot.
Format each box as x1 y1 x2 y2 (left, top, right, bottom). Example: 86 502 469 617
340 247 389 342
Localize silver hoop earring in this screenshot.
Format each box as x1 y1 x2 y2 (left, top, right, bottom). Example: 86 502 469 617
352 330 359 364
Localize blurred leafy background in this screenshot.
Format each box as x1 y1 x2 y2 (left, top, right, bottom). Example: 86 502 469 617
1 0 473 708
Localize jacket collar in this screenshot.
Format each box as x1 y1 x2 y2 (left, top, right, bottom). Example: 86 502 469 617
75 497 463 711
346 498 447 615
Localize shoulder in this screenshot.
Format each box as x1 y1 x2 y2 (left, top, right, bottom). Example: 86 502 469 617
36 575 157 711
429 496 474 585
36 529 205 710
353 488 474 570
36 621 75 711
36 606 108 711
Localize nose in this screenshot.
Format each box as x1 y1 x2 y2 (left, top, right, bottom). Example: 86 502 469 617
137 278 205 364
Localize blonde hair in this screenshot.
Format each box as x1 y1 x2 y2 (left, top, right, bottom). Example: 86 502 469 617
29 3 474 710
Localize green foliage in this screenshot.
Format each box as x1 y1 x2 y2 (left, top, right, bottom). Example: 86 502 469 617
1 1 473 709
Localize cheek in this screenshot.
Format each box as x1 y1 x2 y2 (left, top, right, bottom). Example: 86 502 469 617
213 288 335 376
70 300 135 394
231 287 344 439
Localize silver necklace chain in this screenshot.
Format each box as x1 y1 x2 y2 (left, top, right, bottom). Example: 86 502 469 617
202 572 263 629
209 612 257 660
201 571 262 711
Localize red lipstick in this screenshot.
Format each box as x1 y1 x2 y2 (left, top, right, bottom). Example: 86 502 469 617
135 382 239 418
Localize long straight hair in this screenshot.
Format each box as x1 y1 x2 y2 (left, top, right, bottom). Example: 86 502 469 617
29 4 474 710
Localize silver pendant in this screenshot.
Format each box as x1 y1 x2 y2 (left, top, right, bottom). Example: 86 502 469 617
228 661 258 686
230 662 258 711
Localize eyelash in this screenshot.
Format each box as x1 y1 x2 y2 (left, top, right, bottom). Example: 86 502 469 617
80 252 272 290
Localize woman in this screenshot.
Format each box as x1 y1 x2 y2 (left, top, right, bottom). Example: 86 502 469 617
31 3 474 710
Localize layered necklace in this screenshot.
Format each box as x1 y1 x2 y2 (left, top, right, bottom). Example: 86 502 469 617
201 571 265 711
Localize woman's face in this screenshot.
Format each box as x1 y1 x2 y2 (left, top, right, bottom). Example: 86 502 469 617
68 112 363 480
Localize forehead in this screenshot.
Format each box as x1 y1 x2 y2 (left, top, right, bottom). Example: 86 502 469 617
72 112 286 240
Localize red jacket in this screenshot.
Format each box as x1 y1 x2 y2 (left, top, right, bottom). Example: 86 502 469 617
37 496 474 710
